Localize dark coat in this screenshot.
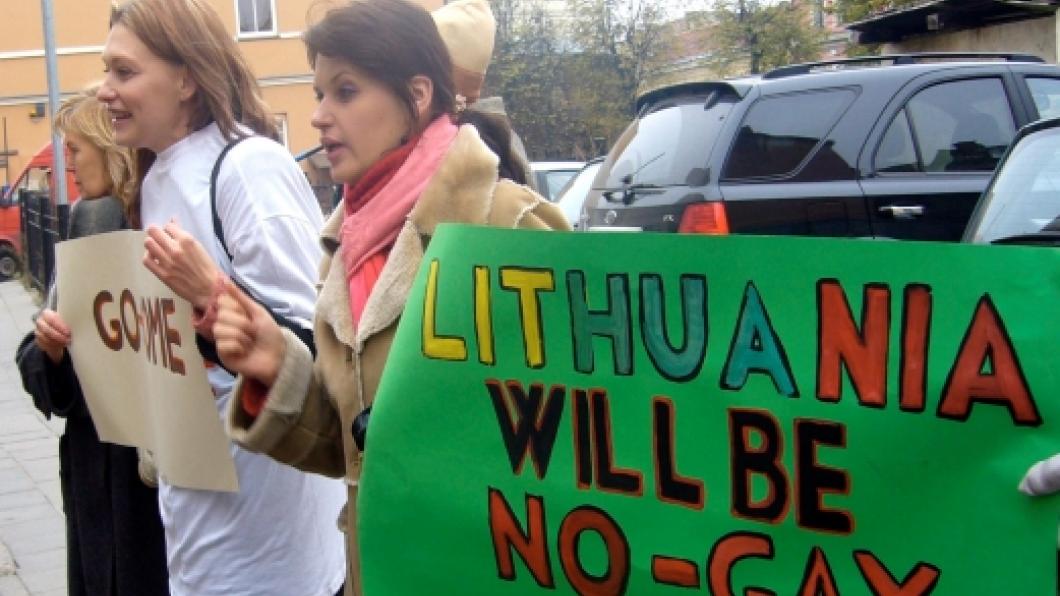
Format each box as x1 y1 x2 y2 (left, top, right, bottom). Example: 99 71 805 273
15 196 169 596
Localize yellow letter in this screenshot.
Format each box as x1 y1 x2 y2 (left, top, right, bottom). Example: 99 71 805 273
423 259 468 360
500 267 555 368
475 266 495 365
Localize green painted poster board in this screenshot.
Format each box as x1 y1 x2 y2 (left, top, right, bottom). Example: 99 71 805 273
359 227 1060 594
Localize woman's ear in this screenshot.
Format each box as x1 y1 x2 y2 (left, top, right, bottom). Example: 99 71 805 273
177 65 197 103
408 75 434 123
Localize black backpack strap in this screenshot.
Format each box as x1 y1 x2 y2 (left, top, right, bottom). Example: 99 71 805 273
210 136 251 262
200 135 317 367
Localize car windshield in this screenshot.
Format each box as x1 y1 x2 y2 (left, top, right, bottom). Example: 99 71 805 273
603 91 737 188
965 126 1060 244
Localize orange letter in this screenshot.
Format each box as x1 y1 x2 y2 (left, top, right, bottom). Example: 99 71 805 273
93 291 122 351
487 488 553 587
899 284 931 412
817 280 890 407
707 531 776 596
558 506 629 595
798 547 838 596
853 550 940 595
938 295 1039 425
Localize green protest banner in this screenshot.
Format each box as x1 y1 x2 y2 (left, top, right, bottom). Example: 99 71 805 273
358 226 1060 594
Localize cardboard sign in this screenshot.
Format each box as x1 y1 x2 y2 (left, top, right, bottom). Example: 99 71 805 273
56 230 237 492
359 226 1060 594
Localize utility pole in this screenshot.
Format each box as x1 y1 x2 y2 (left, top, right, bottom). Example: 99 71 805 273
41 0 68 206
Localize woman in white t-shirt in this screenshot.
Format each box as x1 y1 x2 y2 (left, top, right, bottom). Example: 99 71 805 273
95 1 346 595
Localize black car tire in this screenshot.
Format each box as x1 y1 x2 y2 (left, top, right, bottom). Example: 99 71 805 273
0 247 21 281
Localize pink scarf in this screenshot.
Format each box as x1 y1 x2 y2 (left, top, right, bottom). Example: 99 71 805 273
340 115 459 324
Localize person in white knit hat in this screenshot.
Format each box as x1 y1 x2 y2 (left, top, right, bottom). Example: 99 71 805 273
431 0 494 104
430 0 532 180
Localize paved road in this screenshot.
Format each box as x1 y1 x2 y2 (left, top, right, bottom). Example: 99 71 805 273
0 280 67 596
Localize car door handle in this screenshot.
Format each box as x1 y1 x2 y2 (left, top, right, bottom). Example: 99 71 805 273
878 204 925 219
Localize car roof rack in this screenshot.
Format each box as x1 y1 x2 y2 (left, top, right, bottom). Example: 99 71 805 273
763 52 1044 80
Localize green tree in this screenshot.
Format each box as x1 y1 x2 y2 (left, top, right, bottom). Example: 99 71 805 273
487 2 584 159
486 0 676 159
831 0 920 23
712 0 826 75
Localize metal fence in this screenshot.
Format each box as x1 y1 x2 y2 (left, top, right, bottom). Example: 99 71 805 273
19 190 68 294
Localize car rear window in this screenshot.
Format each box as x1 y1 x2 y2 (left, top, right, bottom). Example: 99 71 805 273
603 90 737 188
723 88 855 179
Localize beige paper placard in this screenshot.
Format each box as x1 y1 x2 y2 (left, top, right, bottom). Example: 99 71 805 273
56 230 238 492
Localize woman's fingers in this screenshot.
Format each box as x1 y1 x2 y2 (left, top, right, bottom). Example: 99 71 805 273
144 225 177 263
215 290 255 358
38 310 70 337
226 280 265 319
142 221 219 308
34 310 70 362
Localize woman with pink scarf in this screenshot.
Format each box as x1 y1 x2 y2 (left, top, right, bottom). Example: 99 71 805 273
205 1 568 593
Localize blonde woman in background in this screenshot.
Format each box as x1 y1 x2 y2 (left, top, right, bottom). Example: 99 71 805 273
96 1 346 594
15 86 170 596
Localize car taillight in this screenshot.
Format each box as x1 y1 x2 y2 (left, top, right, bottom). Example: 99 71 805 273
678 201 730 234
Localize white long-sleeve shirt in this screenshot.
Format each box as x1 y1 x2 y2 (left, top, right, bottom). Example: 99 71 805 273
142 122 345 596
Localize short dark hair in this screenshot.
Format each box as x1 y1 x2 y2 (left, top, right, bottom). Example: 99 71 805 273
304 0 456 129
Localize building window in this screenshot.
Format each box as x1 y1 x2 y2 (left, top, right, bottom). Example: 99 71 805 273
236 0 276 37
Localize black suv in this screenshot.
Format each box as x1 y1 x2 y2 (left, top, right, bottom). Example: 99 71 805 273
583 53 1060 241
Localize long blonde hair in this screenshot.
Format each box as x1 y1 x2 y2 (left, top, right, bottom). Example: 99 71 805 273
54 86 138 222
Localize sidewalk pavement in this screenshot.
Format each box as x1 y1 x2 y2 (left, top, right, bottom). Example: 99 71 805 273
0 280 67 596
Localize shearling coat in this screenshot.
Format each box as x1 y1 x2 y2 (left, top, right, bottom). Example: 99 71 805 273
226 124 569 595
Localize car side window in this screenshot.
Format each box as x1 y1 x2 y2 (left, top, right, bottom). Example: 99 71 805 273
1027 77 1060 120
875 110 918 173
905 78 1015 173
723 88 855 180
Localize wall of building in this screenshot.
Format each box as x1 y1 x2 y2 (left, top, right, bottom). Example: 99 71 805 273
882 15 1058 64
0 0 323 190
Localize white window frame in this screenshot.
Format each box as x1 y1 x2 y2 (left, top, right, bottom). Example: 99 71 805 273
274 114 289 149
235 0 277 39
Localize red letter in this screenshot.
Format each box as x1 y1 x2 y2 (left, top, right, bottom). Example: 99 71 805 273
899 284 931 412
119 289 141 352
487 488 553 587
798 547 838 596
161 299 186 375
651 556 700 589
938 295 1039 425
707 531 776 596
853 550 940 595
817 280 890 407
558 506 630 595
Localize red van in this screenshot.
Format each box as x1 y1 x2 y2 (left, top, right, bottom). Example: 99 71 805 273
0 142 80 280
